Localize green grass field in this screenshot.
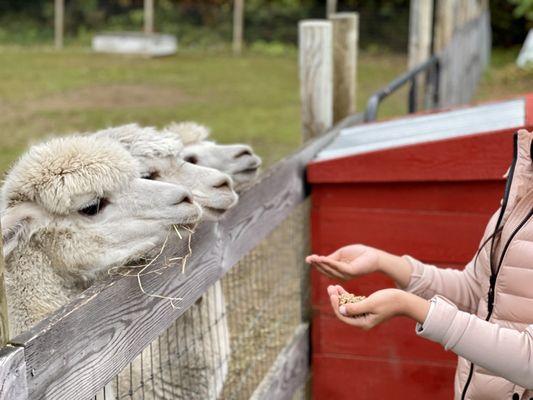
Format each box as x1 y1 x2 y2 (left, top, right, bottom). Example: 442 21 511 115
0 46 529 177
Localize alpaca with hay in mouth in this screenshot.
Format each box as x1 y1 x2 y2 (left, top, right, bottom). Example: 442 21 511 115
94 124 235 399
1 135 202 337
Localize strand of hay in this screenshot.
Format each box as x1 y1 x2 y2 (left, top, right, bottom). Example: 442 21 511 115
107 224 197 308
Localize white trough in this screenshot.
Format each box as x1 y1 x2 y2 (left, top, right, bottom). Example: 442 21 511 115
92 32 177 57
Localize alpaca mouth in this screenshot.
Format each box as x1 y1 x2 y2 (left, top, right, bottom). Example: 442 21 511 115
235 167 259 175
204 206 227 217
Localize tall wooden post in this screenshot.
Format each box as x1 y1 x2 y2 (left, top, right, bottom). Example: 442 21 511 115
434 0 454 53
326 0 337 17
0 222 10 345
144 0 154 34
330 13 359 123
299 20 333 141
54 0 64 49
233 0 245 55
408 0 434 70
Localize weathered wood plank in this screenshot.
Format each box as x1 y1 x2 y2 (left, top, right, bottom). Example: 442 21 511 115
10 125 342 400
330 12 358 124
408 0 433 70
0 346 28 400
54 0 64 49
250 323 309 400
144 0 154 34
299 20 333 141
232 0 244 54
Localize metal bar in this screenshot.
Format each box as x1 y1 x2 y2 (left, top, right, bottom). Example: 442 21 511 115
409 77 417 113
364 55 439 122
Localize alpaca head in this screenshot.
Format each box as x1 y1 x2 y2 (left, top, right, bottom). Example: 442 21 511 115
164 122 262 189
94 124 238 220
1 135 201 282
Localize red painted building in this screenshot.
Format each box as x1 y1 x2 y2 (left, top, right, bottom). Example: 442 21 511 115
307 95 533 399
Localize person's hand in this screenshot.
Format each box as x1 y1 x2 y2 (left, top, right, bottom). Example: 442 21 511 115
306 244 381 281
306 245 413 288
327 285 430 330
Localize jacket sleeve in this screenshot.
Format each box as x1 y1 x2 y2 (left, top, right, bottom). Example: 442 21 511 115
401 211 498 313
417 296 533 389
402 255 483 313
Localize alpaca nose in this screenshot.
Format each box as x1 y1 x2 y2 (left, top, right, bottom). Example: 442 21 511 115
174 191 193 205
213 176 232 190
234 148 252 159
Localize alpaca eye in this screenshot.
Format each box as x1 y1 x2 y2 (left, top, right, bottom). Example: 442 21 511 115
79 198 109 216
184 155 198 164
142 171 160 180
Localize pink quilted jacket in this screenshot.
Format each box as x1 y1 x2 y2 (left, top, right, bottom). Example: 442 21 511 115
404 129 533 400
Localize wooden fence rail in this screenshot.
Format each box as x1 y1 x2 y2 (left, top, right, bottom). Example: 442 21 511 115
0 122 346 400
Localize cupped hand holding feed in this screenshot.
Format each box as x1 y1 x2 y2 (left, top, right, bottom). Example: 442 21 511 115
305 244 381 281
327 285 431 330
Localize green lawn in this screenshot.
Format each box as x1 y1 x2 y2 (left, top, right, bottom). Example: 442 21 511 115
0 46 529 177
0 47 407 176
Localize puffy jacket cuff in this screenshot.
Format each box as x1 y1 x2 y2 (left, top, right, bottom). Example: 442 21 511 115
416 295 459 345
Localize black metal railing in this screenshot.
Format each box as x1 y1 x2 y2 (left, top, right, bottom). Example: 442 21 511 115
364 55 441 122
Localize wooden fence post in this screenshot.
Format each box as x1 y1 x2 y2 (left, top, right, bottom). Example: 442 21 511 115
329 13 358 124
54 0 64 49
233 0 245 55
144 0 154 34
299 20 333 142
434 0 454 53
326 0 337 17
408 0 434 70
0 222 10 346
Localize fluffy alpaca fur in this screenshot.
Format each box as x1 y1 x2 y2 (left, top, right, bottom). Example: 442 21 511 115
164 122 262 190
1 135 202 337
93 124 231 399
94 124 238 220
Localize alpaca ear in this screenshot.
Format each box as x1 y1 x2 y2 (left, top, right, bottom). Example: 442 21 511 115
1 204 45 259
164 122 210 144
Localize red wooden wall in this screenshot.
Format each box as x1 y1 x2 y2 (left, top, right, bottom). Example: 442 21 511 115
307 96 533 399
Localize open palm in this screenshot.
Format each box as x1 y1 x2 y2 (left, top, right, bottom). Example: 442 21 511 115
306 244 381 280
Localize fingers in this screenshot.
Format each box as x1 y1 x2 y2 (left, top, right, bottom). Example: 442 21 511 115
326 284 347 297
318 256 351 272
328 289 374 329
315 262 346 280
307 255 348 280
339 299 372 317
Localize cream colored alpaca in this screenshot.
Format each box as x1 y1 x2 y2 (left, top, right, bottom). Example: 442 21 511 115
93 125 231 399
94 124 238 219
164 122 262 190
1 135 201 337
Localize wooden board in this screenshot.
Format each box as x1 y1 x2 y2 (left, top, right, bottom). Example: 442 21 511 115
311 312 455 363
308 128 516 183
311 208 491 264
7 123 341 400
311 181 504 213
250 324 309 400
0 346 28 400
311 355 456 399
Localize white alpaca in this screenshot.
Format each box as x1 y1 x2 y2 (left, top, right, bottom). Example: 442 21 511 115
1 135 202 337
93 125 231 399
163 122 262 190
94 124 238 219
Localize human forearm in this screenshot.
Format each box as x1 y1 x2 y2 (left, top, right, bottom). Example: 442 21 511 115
376 250 413 289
